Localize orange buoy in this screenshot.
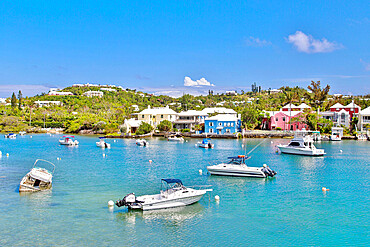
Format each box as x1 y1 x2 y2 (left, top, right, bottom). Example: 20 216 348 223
322 187 329 192
149 160 152 164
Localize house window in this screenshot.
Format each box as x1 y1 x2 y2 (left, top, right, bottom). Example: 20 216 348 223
231 123 234 127
209 129 214 133
227 123 230 127
219 122 222 126
209 122 213 127
283 117 286 122
226 129 230 133
161 115 163 118
224 123 227 126
276 117 278 121
142 115 144 118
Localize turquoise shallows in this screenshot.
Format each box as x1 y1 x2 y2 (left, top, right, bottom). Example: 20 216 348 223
0 134 369 246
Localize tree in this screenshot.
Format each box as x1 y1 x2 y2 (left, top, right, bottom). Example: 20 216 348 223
18 90 23 109
11 92 17 108
241 106 263 129
135 122 153 135
305 81 330 109
157 120 172 132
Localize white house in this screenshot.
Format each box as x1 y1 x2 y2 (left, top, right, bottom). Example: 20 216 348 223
48 91 73 96
226 90 237 96
0 98 7 104
358 106 370 131
35 101 62 107
173 110 208 130
202 107 238 117
100 88 117 92
137 105 178 126
131 105 140 112
83 91 104 97
123 118 143 134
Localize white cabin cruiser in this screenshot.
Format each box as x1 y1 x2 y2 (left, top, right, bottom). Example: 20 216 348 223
330 127 343 141
96 137 111 148
207 155 276 178
115 179 212 211
136 139 148 146
19 131 27 136
19 159 55 192
197 138 214 149
167 136 184 142
4 133 17 139
277 131 325 156
59 135 79 146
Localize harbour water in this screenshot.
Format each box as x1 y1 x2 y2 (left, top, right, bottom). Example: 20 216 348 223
0 134 369 246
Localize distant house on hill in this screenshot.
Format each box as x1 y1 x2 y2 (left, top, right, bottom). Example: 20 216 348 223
100 88 116 92
226 90 237 96
48 91 73 96
137 105 178 127
83 91 104 98
35 101 62 107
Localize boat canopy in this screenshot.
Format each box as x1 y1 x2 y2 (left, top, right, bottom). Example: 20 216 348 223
63 135 75 138
161 178 183 184
202 138 211 144
99 137 106 139
227 156 249 164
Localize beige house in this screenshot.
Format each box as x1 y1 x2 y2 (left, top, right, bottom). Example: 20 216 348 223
123 118 143 133
137 105 177 126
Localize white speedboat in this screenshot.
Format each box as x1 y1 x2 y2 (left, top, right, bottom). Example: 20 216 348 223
19 131 27 136
330 127 343 141
197 138 214 149
357 134 368 141
96 137 111 148
19 159 55 193
115 179 212 211
59 135 79 146
207 155 276 178
136 139 148 146
167 136 184 142
277 131 325 156
4 133 17 139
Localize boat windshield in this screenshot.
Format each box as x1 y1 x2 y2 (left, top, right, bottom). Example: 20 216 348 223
227 156 247 165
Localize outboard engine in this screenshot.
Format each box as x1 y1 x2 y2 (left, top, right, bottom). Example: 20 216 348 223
262 167 277 177
116 193 136 207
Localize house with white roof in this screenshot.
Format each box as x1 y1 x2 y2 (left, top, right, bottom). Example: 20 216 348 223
205 114 241 134
100 88 117 92
281 103 311 112
83 91 104 98
173 110 208 131
137 105 178 126
202 107 238 117
35 101 62 107
48 91 73 96
358 106 370 131
122 118 143 134
320 101 361 127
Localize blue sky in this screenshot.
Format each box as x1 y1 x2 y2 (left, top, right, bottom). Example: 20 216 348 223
0 0 369 97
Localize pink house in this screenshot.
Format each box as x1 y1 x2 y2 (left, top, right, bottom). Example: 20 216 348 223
262 111 309 131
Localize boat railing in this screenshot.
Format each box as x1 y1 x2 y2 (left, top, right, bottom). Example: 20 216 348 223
33 159 56 174
186 185 213 191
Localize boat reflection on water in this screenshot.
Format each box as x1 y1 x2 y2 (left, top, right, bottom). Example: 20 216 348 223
19 190 54 208
116 203 205 225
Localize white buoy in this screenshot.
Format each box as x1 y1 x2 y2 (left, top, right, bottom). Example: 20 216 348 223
108 200 114 207
271 141 273 143
199 169 203 175
0 151 2 156
30 136 32 138
340 150 343 153
6 153 9 157
149 160 152 164
215 195 220 201
195 144 197 147
114 140 116 142
242 144 244 148
57 157 59 160
103 153 106 157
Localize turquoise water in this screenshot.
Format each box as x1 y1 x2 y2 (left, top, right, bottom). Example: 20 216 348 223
0 134 369 246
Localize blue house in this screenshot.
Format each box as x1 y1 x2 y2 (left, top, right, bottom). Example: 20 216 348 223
204 114 241 134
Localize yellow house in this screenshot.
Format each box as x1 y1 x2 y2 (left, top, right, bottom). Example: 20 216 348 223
137 105 178 126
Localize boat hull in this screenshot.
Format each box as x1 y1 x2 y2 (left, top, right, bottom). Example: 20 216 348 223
277 146 325 156
207 167 266 178
137 193 205 211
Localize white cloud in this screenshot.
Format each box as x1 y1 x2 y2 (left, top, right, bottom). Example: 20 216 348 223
184 76 214 87
287 31 343 53
245 36 272 47
0 84 51 97
360 59 370 71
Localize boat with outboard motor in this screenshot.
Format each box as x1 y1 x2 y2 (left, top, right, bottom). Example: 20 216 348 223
4 133 17 139
115 179 212 211
277 130 325 156
19 159 55 192
136 139 148 146
167 136 184 142
96 137 111 148
207 155 276 178
59 135 79 146
330 127 343 141
197 138 214 149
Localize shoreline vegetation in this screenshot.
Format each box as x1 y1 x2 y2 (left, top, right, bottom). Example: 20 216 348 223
0 81 369 138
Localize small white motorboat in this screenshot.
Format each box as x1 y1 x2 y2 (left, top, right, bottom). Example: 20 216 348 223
357 134 368 141
197 138 214 149
19 131 27 136
4 133 17 139
277 131 325 156
136 139 148 146
59 135 79 146
330 127 343 141
207 155 276 178
115 179 212 211
19 159 55 193
167 135 184 142
96 137 111 148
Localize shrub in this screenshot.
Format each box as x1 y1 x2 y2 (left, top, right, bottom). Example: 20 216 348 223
157 120 172 132
276 127 282 130
136 122 153 135
181 128 190 132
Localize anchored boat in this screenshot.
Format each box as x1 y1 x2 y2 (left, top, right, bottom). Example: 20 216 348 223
197 138 214 149
4 133 17 139
96 137 111 148
167 136 184 142
59 135 79 146
136 139 148 146
330 127 343 141
19 159 55 192
115 179 212 211
207 155 276 178
277 131 325 156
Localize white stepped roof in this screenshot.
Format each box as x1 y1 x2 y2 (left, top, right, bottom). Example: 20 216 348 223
206 114 238 121
297 103 311 109
178 110 208 116
202 107 237 114
139 106 177 115
345 101 361 109
330 103 344 109
360 106 370 115
282 103 298 109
